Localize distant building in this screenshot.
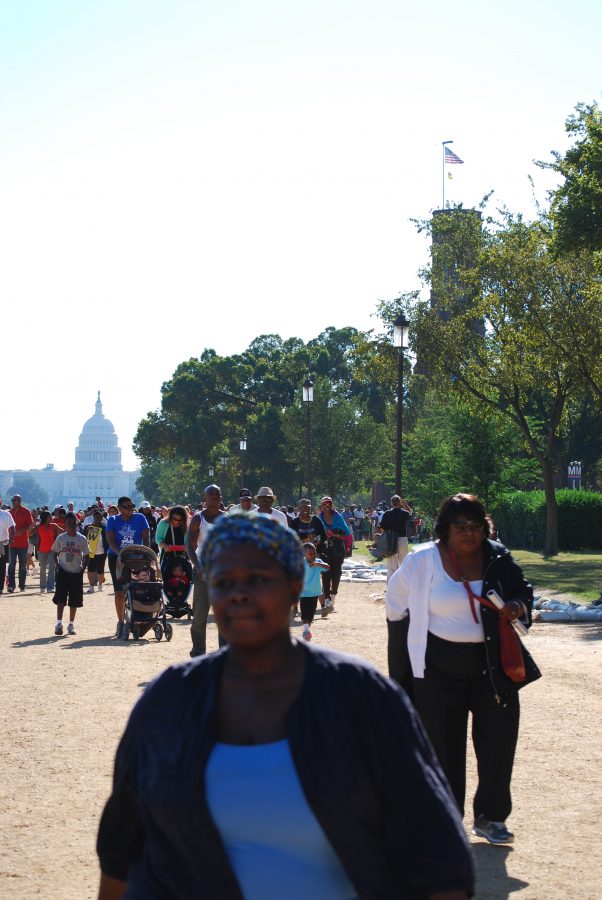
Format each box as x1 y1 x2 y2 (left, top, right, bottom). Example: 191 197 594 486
0 393 140 508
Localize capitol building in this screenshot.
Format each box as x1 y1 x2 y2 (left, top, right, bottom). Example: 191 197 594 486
0 394 140 508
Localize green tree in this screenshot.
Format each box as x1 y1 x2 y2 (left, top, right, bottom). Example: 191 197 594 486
134 329 389 504
281 378 389 499
8 475 49 508
538 101 602 253
404 391 540 515
404 210 599 555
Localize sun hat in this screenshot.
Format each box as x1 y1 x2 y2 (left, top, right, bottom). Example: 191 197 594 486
255 486 276 499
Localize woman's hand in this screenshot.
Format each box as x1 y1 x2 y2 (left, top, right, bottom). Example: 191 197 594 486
499 600 523 621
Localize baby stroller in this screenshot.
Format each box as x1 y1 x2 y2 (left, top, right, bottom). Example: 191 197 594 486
160 545 193 620
117 544 173 642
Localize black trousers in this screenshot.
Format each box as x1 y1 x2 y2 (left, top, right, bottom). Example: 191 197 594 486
413 632 519 823
387 617 414 701
321 555 343 596
0 544 7 591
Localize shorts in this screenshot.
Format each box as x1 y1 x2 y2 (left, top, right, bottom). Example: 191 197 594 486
107 554 123 591
53 566 84 608
87 553 107 575
300 596 319 623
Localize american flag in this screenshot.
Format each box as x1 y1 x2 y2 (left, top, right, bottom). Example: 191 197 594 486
444 146 464 164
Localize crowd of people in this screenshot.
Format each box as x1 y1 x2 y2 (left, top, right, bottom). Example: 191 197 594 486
2 484 539 898
1 488 421 641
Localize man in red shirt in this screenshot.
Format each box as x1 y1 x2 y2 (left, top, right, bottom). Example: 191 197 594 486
7 494 33 592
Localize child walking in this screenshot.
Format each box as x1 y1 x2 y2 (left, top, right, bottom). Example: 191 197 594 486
299 543 329 642
51 512 89 636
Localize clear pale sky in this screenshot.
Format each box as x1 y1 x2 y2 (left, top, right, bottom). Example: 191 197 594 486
1 0 600 471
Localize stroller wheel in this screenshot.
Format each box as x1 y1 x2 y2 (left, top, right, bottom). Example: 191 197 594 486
164 622 173 642
132 623 141 641
154 622 163 642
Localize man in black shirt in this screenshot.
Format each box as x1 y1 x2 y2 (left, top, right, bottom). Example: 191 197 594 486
379 495 412 580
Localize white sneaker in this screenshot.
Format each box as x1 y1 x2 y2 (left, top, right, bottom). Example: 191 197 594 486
67 623 76 635
302 626 312 641
321 599 333 618
86 586 95 594
98 584 103 591
54 622 63 635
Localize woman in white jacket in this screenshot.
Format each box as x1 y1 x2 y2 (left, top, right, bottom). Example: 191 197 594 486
386 493 539 847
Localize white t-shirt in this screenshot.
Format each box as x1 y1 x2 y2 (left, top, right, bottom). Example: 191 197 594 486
258 507 289 528
428 550 484 643
52 531 89 573
0 509 16 543
229 503 258 514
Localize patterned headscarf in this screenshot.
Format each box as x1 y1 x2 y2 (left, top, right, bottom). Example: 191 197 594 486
200 512 305 582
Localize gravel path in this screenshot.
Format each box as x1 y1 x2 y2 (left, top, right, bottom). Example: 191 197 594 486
1 573 601 899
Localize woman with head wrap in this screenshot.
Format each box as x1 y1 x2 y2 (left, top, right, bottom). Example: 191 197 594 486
97 513 474 900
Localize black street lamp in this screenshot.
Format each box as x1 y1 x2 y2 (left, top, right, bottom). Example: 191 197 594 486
302 378 314 501
239 438 247 488
393 313 410 494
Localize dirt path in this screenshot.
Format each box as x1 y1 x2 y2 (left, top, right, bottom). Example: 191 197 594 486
1 574 601 899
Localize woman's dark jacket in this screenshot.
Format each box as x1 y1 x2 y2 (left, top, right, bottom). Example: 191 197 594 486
97 643 474 899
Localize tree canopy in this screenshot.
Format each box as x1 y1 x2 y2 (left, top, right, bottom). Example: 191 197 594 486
539 101 602 254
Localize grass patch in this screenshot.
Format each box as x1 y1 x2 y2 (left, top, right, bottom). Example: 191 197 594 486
512 550 602 602
352 543 601 602
350 541 375 562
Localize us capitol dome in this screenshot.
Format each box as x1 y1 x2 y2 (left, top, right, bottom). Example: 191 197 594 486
0 393 140 508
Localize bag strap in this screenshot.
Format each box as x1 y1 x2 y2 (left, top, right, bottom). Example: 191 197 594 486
447 548 498 623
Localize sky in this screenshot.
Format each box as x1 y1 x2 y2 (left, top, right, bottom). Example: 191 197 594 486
1 0 600 472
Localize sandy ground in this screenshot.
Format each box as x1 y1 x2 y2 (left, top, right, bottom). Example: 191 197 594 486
1 570 601 900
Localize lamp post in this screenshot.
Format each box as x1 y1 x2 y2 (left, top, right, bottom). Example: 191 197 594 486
208 466 215 479
239 437 247 489
393 314 410 494
219 456 229 495
302 378 314 501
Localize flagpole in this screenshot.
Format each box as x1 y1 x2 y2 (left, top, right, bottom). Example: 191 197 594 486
442 140 453 208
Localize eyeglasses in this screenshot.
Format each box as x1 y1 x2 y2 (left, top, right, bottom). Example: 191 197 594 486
450 521 483 533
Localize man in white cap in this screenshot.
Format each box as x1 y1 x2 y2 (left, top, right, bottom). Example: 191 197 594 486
254 487 289 528
138 501 157 551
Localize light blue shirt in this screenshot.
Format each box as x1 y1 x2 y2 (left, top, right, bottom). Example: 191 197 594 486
301 559 324 597
205 740 357 900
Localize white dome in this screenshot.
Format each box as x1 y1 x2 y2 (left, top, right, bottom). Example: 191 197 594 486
73 393 123 471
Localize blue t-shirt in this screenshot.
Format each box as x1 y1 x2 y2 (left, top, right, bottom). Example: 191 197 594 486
106 513 149 555
206 740 357 900
301 559 325 598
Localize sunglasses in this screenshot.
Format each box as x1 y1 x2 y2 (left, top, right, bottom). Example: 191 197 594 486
450 521 483 533
120 504 135 510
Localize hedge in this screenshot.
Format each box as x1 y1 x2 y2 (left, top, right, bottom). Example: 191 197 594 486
491 490 602 551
